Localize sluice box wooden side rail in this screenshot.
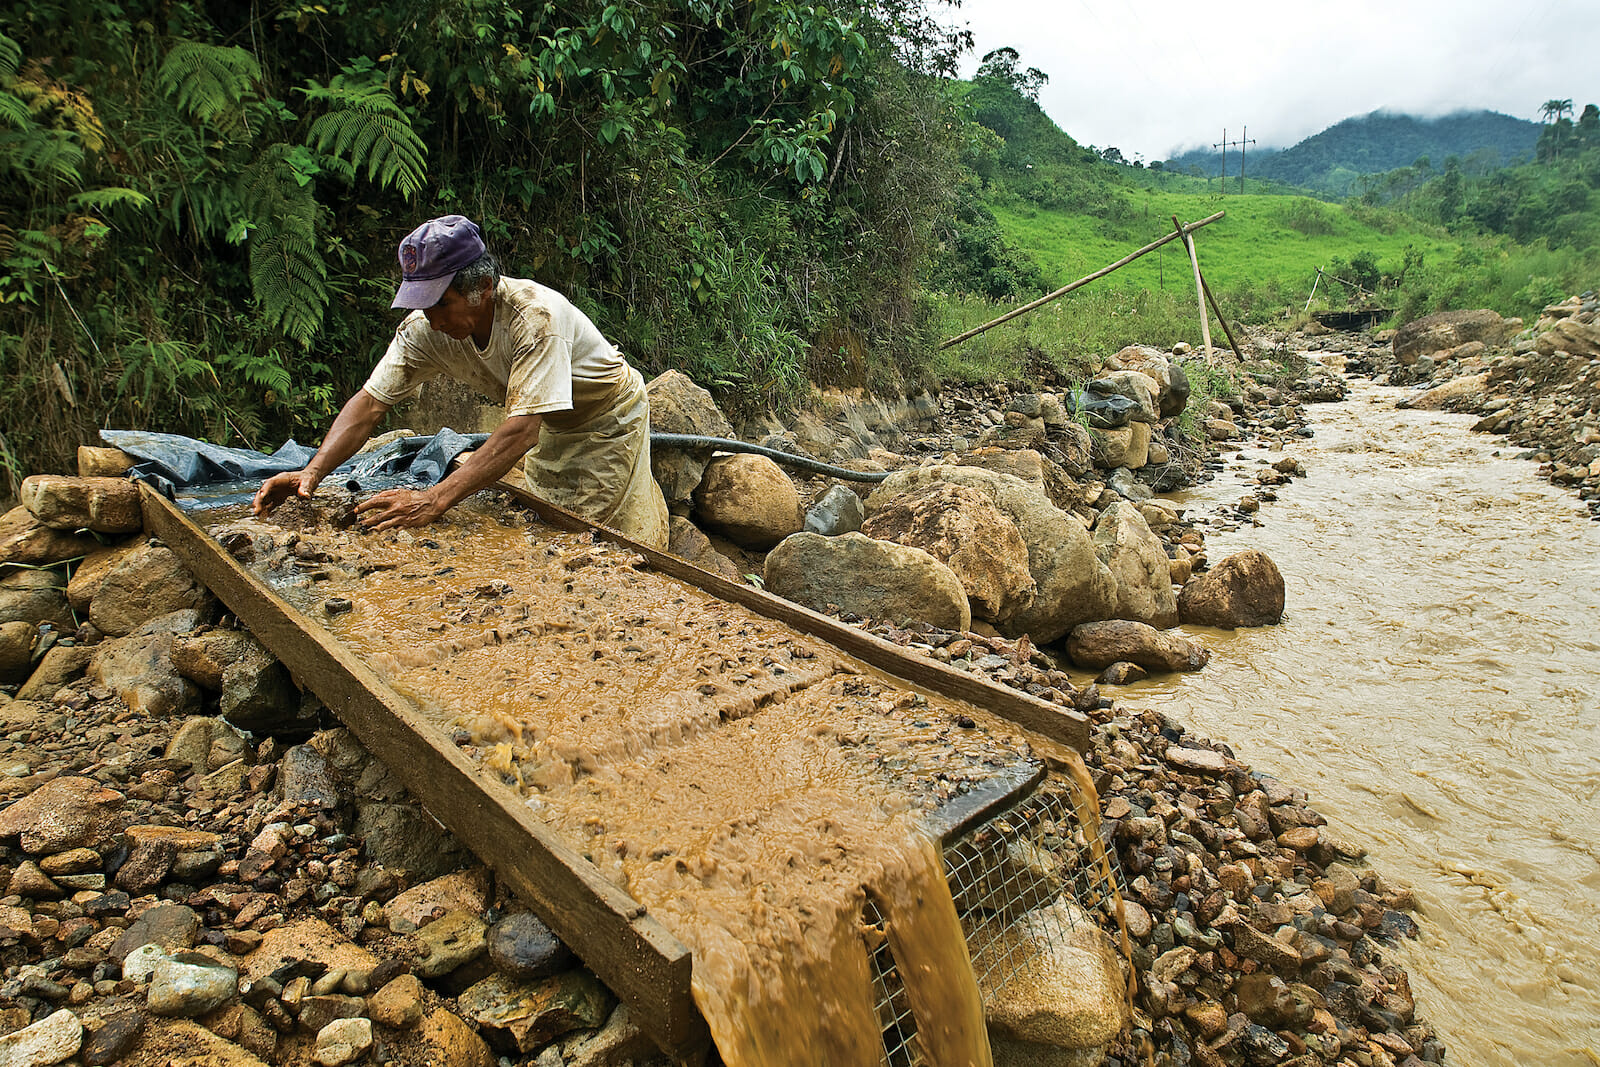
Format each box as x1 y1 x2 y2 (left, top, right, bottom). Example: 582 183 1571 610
140 481 1090 1058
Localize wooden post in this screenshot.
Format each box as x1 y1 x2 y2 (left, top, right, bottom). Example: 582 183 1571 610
1172 218 1247 363
1173 214 1214 363
939 211 1225 349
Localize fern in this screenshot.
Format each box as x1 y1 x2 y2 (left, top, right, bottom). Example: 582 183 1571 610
68 187 154 213
0 32 20 79
157 41 261 135
0 128 84 187
239 146 327 346
302 76 427 197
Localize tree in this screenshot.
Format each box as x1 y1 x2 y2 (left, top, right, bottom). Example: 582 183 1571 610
975 47 1048 103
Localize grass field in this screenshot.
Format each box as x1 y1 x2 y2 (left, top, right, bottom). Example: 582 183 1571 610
989 191 1461 302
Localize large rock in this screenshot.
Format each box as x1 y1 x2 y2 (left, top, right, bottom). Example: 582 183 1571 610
664 516 742 582
0 506 102 566
77 445 135 477
956 448 1081 512
90 609 204 717
0 567 74 630
89 542 210 637
860 482 1035 623
17 644 92 700
1395 373 1490 411
865 466 1115 643
691 454 803 550
983 900 1128 1060
1092 503 1178 628
1393 309 1509 364
646 370 737 507
1107 345 1191 417
20 475 143 533
65 542 141 612
1066 620 1209 673
1088 370 1161 424
1092 422 1150 471
1179 549 1286 628
1534 316 1600 358
171 629 298 733
0 620 35 683
0 776 126 854
764 532 971 631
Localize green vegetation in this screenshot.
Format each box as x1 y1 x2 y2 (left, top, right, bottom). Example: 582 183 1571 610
2 10 1596 492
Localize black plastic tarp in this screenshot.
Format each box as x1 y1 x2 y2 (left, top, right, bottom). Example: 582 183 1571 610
103 428 489 510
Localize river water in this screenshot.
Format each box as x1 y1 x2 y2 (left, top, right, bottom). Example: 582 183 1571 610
1130 370 1600 1067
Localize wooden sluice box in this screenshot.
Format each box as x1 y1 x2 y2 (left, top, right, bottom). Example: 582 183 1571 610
140 481 1095 1060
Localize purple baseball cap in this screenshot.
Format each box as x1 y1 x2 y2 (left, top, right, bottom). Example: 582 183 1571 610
391 215 488 309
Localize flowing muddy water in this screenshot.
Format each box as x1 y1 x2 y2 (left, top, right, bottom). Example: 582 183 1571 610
1133 372 1600 1067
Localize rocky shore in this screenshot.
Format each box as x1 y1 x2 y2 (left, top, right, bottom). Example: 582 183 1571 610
10 292 1595 1066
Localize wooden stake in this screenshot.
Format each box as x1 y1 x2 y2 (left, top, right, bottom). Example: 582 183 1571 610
939 210 1225 349
1172 217 1247 363
1173 214 1213 363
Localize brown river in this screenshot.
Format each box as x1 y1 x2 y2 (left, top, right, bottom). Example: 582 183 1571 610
1133 371 1600 1066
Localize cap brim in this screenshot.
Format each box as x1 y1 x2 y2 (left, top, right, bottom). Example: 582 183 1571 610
391 274 454 310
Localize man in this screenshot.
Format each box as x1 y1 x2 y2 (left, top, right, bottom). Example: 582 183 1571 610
252 215 669 549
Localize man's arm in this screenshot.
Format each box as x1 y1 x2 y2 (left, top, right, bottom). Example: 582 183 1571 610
252 389 392 516
352 413 543 531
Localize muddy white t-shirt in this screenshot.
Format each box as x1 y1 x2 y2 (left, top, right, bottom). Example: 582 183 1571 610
362 278 625 428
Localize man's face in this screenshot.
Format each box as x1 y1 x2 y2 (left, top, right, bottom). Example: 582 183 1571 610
423 285 489 341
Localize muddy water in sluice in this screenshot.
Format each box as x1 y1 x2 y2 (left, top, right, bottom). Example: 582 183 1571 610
215 508 1064 1065
1137 374 1600 1066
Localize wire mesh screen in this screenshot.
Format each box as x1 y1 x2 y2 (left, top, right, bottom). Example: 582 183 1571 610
870 775 1126 1065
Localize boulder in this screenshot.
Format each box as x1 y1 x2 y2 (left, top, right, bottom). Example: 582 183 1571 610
66 542 141 612
1534 316 1600 358
691 454 803 550
89 542 210 637
1092 502 1179 628
665 516 742 581
646 370 736 507
20 475 143 533
0 506 102 566
16 644 92 700
1395 373 1490 411
0 775 126 854
1393 309 1509 365
0 620 35 683
172 629 298 733
802 484 865 536
956 448 1081 512
0 567 74 630
90 609 204 717
1066 620 1209 673
77 445 135 478
764 532 971 632
1092 422 1150 471
1179 549 1286 629
865 466 1115 643
861 482 1035 623
982 899 1128 1058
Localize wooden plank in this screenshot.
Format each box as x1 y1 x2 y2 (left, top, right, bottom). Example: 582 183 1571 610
495 484 1091 754
140 487 709 1058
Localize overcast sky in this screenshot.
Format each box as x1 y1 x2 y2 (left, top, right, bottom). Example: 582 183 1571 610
946 0 1600 162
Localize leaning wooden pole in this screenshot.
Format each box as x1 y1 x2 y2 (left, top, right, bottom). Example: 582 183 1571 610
1173 214 1214 363
939 210 1225 349
1172 217 1247 363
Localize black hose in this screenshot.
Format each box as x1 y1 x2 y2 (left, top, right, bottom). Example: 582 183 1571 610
650 433 891 483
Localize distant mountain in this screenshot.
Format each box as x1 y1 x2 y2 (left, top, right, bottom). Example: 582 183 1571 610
1162 110 1541 196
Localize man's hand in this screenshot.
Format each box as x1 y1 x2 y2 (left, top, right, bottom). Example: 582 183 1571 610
354 488 446 532
253 470 320 517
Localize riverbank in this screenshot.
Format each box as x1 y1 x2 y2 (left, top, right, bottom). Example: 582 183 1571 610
0 319 1525 1065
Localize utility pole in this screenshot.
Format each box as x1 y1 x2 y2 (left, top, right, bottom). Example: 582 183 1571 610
1214 127 1257 194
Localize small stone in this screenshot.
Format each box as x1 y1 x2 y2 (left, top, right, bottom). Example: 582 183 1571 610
313 1017 373 1066
412 909 488 979
9 860 64 900
111 903 200 963
81 1009 144 1066
0 1008 84 1065
0 776 126 855
486 912 573 982
146 951 238 1017
368 973 424 1030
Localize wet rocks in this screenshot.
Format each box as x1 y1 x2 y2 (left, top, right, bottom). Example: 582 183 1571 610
1178 549 1286 629
764 531 972 631
1393 308 1512 364
1092 502 1179 628
1067 620 1210 673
